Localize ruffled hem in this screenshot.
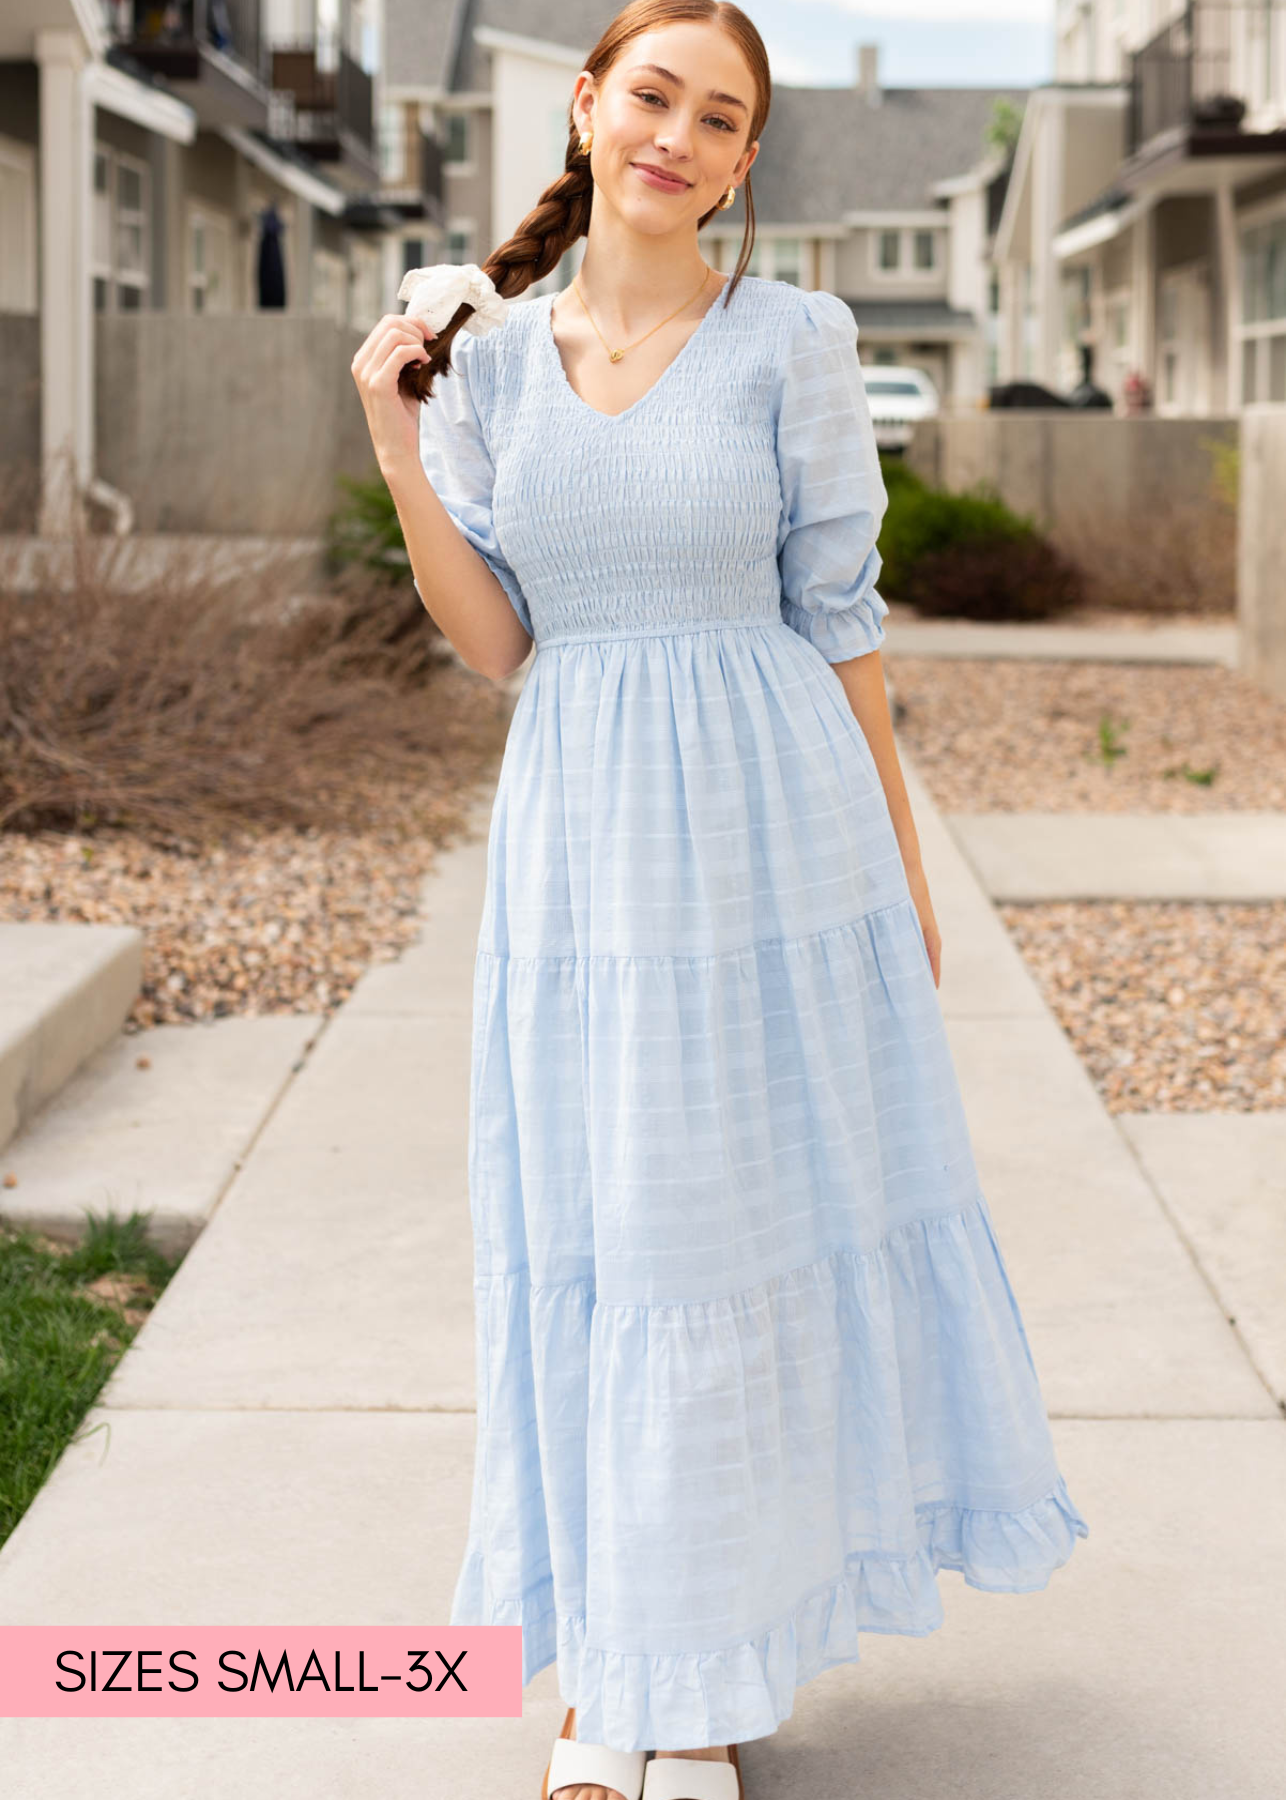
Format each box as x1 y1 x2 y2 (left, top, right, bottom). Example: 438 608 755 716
569 1471 1086 1750
449 1470 1089 1751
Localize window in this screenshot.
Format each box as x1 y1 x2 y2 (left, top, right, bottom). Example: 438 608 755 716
442 113 471 166
773 237 803 285
92 145 150 312
1237 212 1286 403
402 236 425 273
380 101 405 181
873 226 939 278
446 224 474 263
189 207 232 313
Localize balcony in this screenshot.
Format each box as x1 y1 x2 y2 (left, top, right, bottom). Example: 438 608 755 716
1127 1 1284 157
101 0 271 130
374 126 445 227
269 36 378 192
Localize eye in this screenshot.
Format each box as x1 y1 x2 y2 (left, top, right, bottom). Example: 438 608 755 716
635 89 736 132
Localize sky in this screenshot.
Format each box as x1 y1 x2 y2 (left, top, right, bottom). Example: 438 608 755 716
742 0 1056 89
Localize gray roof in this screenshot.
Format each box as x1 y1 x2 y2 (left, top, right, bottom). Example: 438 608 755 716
735 84 1028 221
842 298 979 335
457 0 628 88
382 0 467 92
392 0 1028 216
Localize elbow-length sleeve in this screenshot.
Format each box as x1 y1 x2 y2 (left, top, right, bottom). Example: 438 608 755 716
773 288 889 662
416 330 532 636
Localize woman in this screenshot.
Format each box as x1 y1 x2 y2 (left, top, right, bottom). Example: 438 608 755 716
350 4 1089 1796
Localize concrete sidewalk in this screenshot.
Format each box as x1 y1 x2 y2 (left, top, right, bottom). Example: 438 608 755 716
0 735 1282 1798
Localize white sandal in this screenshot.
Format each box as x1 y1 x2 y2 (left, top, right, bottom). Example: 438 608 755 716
541 1703 648 1800
641 1745 743 1800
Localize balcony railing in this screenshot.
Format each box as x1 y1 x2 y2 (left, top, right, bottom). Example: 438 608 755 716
1127 1 1282 156
102 0 268 87
271 41 374 157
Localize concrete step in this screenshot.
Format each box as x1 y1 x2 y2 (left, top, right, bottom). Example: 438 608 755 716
884 614 1237 665
0 922 142 1153
945 811 1286 901
0 1012 324 1256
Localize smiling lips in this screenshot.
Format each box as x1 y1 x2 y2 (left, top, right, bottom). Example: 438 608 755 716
632 162 691 193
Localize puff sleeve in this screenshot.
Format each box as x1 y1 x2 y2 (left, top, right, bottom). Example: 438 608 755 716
773 288 889 662
416 329 533 636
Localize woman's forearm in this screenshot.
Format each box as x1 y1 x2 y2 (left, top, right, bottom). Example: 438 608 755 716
381 451 533 682
832 650 924 875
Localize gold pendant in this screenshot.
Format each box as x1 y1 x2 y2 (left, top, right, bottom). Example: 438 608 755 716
609 348 624 362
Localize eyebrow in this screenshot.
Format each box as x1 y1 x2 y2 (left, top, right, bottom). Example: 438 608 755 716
629 61 749 114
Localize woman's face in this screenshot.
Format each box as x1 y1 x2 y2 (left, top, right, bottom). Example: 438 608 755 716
573 22 759 233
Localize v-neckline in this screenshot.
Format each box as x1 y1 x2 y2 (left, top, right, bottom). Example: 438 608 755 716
543 274 733 423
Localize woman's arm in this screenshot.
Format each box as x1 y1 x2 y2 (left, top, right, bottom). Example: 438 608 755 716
832 650 942 987
350 309 532 684
381 449 532 683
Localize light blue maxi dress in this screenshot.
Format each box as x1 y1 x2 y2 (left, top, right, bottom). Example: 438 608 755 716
417 272 1089 1755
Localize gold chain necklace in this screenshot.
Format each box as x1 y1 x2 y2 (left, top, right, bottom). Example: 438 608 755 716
572 266 712 363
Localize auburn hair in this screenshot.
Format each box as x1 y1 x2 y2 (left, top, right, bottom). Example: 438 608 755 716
403 0 770 403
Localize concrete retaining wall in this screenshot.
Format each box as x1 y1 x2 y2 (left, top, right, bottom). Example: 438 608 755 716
94 314 376 535
0 315 41 533
905 413 1240 615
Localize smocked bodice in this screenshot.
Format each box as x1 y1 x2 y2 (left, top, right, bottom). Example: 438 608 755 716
418 271 891 666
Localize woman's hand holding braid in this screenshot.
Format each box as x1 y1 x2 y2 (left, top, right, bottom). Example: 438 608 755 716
349 312 432 479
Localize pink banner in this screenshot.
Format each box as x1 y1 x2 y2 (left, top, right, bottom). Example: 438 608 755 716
0 1627 521 1717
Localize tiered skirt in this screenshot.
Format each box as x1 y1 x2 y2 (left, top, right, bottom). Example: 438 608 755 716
449 621 1088 1752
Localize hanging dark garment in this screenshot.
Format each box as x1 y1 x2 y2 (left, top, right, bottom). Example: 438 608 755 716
257 203 287 309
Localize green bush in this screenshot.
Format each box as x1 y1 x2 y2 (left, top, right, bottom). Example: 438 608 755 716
875 468 1082 622
902 534 1085 621
324 470 411 585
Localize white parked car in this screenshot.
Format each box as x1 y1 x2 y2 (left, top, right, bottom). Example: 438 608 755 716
861 365 940 451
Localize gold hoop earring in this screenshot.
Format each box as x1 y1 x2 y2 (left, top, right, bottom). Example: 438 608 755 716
717 185 737 210
579 128 594 155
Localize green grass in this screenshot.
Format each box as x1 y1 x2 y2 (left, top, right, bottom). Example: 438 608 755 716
0 1210 183 1549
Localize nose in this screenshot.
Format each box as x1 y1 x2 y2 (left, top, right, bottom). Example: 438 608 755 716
654 111 696 160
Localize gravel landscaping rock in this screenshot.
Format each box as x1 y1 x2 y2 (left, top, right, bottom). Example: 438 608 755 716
887 655 1286 812
887 651 1286 1113
0 662 510 1032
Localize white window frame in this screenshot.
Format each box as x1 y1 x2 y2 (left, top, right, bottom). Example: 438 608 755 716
736 236 808 284
187 202 234 313
1236 197 1286 406
1104 284 1132 389
445 219 476 263
93 143 151 312
440 109 474 174
870 224 941 282
379 99 407 183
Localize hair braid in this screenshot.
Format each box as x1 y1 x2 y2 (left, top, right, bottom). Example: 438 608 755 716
401 132 594 405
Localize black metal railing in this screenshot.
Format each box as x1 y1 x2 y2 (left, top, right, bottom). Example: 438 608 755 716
102 0 267 86
419 129 444 208
1127 1 1281 155
270 41 373 154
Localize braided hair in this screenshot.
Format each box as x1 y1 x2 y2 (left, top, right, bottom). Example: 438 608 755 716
402 0 770 403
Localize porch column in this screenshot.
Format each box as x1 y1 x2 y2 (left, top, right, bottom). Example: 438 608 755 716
1214 180 1239 410
1130 195 1157 397
35 26 92 539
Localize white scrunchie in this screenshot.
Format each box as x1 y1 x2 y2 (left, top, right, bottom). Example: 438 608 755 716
396 262 511 337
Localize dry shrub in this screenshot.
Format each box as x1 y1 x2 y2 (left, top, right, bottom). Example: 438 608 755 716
0 529 510 843
901 532 1086 622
